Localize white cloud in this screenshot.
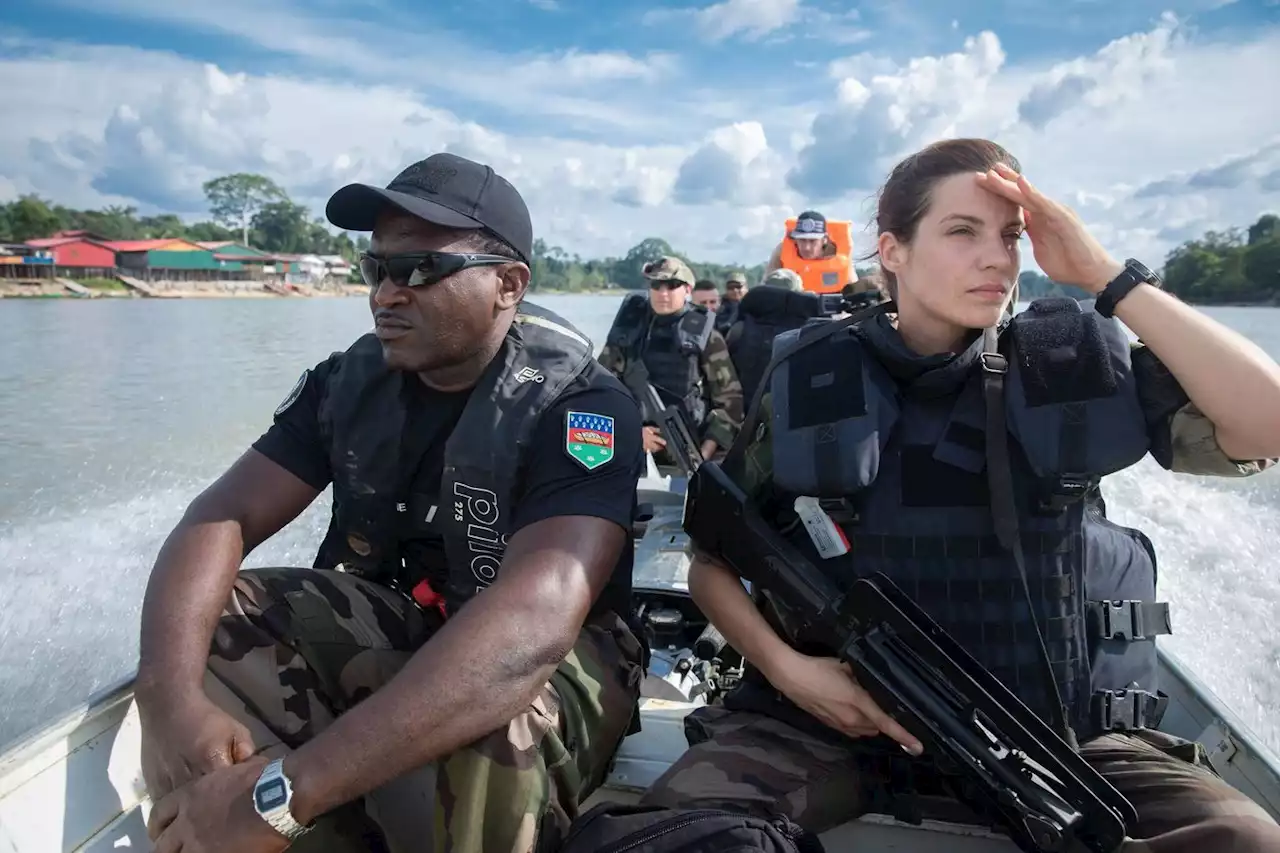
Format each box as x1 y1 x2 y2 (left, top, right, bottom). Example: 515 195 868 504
672 122 789 206
2 13 1278 273
1017 13 1181 129
790 31 1008 199
644 0 803 43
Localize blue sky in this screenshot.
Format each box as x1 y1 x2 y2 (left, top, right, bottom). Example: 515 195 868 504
1 0 1277 264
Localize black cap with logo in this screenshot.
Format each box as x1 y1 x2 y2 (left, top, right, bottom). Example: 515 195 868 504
325 152 533 263
790 209 827 239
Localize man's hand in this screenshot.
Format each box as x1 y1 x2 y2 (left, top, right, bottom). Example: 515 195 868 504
700 439 718 460
149 756 290 853
642 425 667 453
772 653 923 755
139 690 256 800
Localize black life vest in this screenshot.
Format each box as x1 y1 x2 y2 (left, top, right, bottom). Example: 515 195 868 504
313 302 610 613
727 287 824 403
605 293 714 425
714 299 739 335
763 298 1172 740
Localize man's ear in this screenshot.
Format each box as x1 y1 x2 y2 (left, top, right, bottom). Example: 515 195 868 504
495 263 530 309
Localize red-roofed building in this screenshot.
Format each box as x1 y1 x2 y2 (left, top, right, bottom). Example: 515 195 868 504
22 235 116 272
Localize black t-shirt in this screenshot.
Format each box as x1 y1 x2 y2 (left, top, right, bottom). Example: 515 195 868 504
252 355 644 618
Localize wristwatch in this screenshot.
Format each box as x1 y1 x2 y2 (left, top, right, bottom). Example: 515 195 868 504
252 758 312 841
1094 258 1161 318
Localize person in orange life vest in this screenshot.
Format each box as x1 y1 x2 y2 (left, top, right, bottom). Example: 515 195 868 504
763 210 857 290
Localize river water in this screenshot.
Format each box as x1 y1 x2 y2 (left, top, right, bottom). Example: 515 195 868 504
0 295 1277 758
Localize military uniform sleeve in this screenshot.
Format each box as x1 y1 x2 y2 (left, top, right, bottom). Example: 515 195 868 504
508 383 645 535
250 357 337 490
697 330 745 451
1132 343 1277 477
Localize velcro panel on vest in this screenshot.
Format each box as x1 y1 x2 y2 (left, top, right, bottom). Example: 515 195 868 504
604 292 650 350
932 381 988 476
1005 298 1150 479
770 326 900 497
677 305 714 355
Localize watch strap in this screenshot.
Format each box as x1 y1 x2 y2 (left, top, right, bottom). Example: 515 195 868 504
254 758 312 841
1095 258 1159 318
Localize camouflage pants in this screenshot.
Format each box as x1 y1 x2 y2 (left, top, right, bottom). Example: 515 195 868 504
640 706 1280 852
205 567 643 853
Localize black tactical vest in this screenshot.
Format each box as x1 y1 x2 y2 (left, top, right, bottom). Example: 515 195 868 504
727 287 824 403
605 293 714 425
714 299 739 336
314 302 604 613
763 299 1172 740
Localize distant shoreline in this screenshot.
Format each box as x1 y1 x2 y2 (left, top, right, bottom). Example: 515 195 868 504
0 282 627 300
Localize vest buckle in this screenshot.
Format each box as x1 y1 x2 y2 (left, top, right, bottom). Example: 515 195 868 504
1038 475 1093 513
1089 600 1173 641
1093 689 1168 732
979 352 1008 374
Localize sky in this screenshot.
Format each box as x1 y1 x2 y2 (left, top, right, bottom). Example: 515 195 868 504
1 0 1278 267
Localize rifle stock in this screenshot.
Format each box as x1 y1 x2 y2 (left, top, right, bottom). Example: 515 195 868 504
622 360 703 477
683 461 1137 853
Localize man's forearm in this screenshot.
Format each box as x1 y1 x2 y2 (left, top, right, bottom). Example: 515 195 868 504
283 577 578 824
136 511 248 704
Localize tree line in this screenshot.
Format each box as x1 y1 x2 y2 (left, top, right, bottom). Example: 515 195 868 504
0 174 367 260
1018 213 1279 305
2 175 1275 303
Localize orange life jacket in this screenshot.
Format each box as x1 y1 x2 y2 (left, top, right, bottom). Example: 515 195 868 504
779 218 853 294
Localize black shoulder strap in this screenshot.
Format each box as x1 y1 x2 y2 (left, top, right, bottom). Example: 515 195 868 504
980 326 1078 749
722 300 893 478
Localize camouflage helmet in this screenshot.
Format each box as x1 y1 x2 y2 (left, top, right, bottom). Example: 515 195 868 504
763 268 804 292
641 255 696 287
725 271 748 286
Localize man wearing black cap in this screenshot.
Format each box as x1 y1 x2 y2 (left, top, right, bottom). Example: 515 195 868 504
763 209 879 299
135 152 646 853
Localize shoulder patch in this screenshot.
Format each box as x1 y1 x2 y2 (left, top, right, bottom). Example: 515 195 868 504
565 410 615 471
275 369 309 418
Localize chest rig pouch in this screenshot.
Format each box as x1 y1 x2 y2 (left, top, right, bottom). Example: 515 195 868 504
1003 297 1151 510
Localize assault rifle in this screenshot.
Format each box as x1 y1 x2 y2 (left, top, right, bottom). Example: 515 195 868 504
683 461 1138 853
820 287 886 316
621 359 703 477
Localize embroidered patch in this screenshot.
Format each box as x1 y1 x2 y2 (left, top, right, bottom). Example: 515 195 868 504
275 369 309 418
565 410 615 471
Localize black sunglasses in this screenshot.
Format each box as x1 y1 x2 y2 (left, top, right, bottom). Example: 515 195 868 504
648 279 687 291
359 251 513 288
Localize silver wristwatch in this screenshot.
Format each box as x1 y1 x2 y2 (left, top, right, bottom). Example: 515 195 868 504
252 758 312 841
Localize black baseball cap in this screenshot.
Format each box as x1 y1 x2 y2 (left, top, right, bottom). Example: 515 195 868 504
790 209 827 239
325 152 533 263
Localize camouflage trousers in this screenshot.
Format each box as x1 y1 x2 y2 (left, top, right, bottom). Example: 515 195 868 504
640 706 1280 852
204 567 643 853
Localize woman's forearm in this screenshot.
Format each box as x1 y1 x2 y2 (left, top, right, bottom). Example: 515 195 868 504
1114 283 1280 460
688 555 798 685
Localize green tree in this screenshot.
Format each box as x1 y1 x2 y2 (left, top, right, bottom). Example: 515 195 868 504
2 195 62 242
203 173 287 245
250 199 312 253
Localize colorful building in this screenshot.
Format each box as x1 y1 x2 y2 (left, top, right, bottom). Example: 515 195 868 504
23 233 117 276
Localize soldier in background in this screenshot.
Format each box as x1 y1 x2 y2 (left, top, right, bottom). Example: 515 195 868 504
598 256 744 463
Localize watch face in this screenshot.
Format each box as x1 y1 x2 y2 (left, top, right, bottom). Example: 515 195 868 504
1127 258 1156 282
255 778 287 811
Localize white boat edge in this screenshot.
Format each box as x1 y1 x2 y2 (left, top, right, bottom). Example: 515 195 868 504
3 483 1277 852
